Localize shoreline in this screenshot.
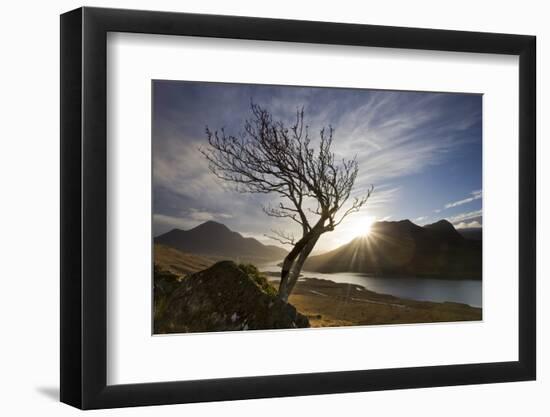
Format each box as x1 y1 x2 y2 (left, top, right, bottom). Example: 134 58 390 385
264 269 481 281
263 269 481 307
269 276 482 327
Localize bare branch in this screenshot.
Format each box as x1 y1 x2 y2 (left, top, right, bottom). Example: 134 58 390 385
326 185 374 231
200 102 374 299
265 229 296 246
262 205 304 228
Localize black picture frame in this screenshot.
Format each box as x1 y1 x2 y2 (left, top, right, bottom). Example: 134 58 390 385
60 6 536 410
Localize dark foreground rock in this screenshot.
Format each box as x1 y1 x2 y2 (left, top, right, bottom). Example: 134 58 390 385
155 261 309 333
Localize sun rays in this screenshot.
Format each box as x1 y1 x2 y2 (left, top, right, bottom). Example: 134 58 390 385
346 215 377 239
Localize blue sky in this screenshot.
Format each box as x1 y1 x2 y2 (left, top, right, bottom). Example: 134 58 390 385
153 80 482 252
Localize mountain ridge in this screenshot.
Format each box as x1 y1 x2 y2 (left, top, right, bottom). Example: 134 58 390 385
155 220 287 263
304 219 481 279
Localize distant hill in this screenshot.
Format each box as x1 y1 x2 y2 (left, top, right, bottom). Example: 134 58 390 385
457 227 482 241
155 221 287 263
304 219 482 279
154 243 214 276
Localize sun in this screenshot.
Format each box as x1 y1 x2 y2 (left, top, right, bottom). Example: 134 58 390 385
362 216 376 236
338 215 378 244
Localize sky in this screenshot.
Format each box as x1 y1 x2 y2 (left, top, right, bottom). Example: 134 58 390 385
152 80 482 253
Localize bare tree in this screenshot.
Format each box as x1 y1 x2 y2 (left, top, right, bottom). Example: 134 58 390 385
201 103 372 302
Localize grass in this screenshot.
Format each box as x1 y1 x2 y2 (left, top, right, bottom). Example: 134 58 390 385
238 263 278 297
285 277 482 327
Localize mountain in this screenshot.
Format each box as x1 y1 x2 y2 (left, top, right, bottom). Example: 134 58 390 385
424 219 464 240
457 227 482 241
154 221 287 263
304 219 482 279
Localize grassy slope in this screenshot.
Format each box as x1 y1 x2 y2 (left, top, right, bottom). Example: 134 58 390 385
154 243 214 276
285 278 481 327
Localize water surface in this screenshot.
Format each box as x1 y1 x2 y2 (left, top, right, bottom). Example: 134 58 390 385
260 262 482 308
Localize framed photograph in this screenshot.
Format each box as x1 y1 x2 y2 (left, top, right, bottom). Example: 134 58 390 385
60 7 536 409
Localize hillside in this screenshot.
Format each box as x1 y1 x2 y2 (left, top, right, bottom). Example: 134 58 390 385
458 227 482 241
154 243 214 276
155 221 287 263
304 219 482 279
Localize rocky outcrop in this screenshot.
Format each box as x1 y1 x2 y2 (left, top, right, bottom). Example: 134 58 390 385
155 261 309 333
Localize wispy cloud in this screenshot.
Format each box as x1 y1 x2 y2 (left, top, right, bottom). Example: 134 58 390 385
455 220 482 229
357 185 400 209
328 93 481 185
444 189 482 209
153 214 196 235
187 208 233 222
153 81 482 251
445 209 482 224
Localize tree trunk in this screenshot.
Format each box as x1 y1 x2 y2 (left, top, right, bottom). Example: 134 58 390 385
278 235 311 301
278 232 321 302
278 256 295 302
285 234 320 298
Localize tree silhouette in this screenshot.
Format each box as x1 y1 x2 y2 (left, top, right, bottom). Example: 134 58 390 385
201 103 372 301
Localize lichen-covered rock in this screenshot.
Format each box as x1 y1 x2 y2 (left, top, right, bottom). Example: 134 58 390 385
155 261 310 333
